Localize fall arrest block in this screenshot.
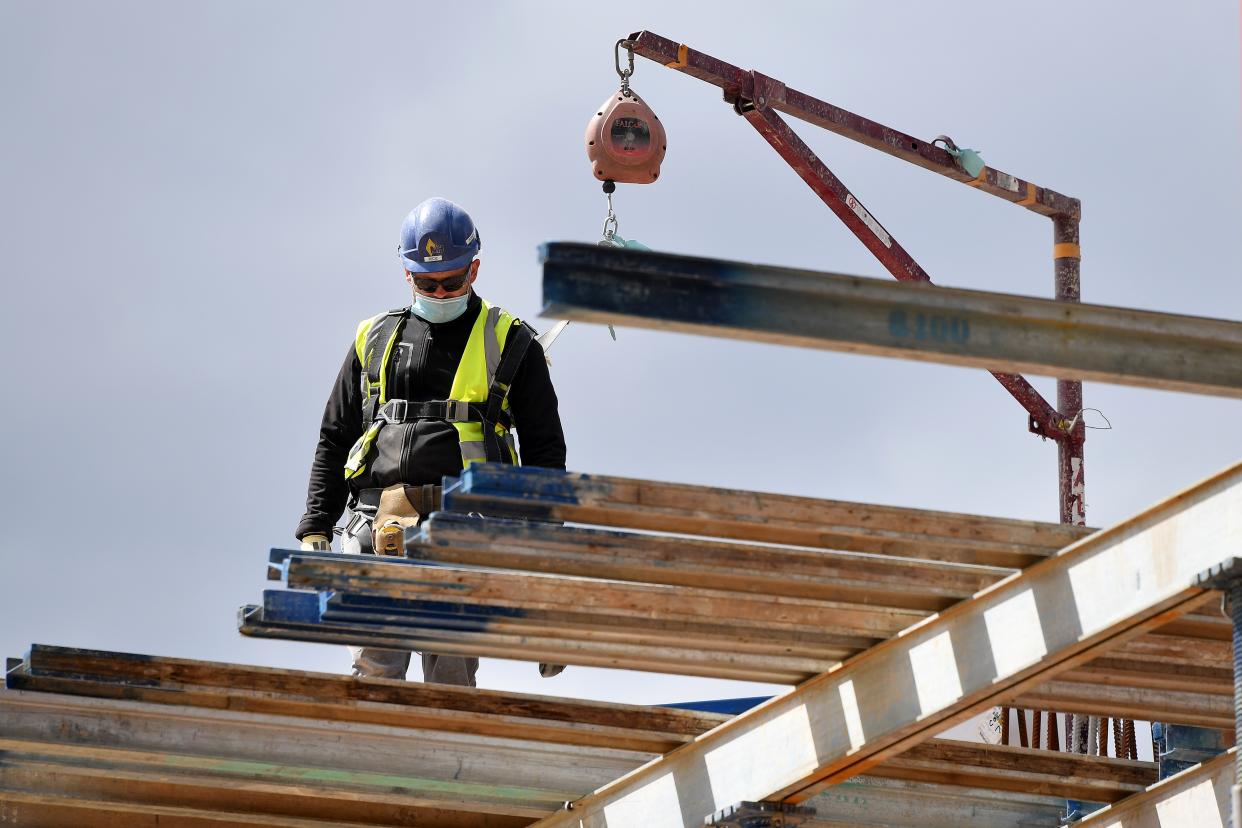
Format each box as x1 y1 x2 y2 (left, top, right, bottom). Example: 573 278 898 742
585 39 665 250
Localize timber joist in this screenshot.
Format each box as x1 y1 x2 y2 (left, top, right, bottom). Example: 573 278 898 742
439 462 1091 569
253 553 1240 718
410 513 1012 612
540 242 1242 398
251 464 1238 715
519 459 1242 826
11 457 1242 824
1 645 1161 827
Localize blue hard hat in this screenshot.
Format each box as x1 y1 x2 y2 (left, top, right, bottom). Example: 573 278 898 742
398 197 481 273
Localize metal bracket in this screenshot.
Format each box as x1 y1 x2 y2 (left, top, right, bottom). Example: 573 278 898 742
1195 557 1242 591
1028 413 1078 442
706 801 816 827
750 72 786 111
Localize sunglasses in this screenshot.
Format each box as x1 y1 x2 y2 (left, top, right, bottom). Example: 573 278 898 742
411 272 471 294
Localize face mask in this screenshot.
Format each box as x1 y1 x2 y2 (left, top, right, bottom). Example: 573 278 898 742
412 291 470 324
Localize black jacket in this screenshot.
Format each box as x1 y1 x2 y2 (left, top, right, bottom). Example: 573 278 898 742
296 292 566 539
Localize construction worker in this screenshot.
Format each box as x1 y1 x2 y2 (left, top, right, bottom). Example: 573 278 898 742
295 197 567 686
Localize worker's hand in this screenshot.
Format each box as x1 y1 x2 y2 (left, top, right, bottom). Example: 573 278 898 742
300 533 332 551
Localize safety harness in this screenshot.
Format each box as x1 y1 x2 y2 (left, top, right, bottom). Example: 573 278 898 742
343 300 534 479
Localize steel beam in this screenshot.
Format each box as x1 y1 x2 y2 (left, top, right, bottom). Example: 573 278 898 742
526 460 1242 827
541 243 1242 399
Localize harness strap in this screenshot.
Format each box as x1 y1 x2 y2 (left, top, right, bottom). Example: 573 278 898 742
377 398 511 428
361 310 406 426
485 322 534 425
481 321 535 462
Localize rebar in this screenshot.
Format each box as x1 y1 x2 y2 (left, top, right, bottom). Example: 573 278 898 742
1232 581 1242 827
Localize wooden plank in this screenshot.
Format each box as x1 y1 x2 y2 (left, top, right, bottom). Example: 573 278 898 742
263 560 1229 691
2 649 1166 825
525 460 1242 827
281 557 928 640
0 790 413 828
440 464 1089 568
1010 679 1235 731
0 743 540 826
239 604 832 684
871 738 1154 804
1074 749 1234 827
0 771 1071 828
541 242 1242 398
0 711 1153 825
9 645 726 754
315 594 875 664
799 776 1067 827
10 646 1158 801
410 513 1012 612
1060 657 1234 695
0 689 654 821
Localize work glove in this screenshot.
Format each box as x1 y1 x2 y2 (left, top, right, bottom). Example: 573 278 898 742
539 663 566 678
300 533 332 551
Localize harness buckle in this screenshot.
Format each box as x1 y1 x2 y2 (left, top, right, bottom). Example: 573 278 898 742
449 400 470 421
382 399 406 423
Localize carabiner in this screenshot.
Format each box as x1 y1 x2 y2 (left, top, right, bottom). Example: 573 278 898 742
614 39 635 93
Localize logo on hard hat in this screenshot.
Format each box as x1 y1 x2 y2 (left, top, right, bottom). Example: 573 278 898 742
423 237 443 263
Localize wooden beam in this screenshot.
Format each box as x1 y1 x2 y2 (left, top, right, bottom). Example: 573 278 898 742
248 555 932 682
0 775 1069 828
0 745 1082 828
540 242 1242 398
240 602 831 684
1074 749 1234 827
799 775 1068 827
280 555 927 641
0 789 487 828
1011 678 1235 732
525 460 1242 827
1059 657 1234 696
0 647 1168 825
0 742 540 827
411 513 1012 612
439 464 1089 569
869 738 1154 804
0 692 623 812
263 550 1229 694
8 645 725 754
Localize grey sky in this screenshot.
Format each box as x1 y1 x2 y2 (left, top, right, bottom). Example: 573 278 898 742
2 1 1239 706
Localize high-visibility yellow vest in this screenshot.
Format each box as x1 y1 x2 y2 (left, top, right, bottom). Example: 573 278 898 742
343 300 526 479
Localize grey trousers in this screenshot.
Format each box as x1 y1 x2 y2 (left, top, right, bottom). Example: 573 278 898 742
343 514 479 686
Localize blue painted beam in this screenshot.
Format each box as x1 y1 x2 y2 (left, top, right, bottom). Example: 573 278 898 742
661 696 771 716
540 242 1242 398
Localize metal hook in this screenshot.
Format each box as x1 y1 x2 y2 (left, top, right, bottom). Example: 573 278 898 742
601 190 619 239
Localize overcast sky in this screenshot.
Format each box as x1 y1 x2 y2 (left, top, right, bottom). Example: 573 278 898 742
2 2 1240 709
